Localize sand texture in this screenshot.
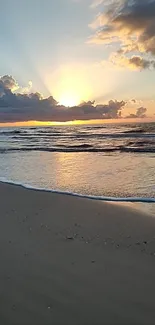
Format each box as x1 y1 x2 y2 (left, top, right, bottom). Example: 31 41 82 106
0 182 155 324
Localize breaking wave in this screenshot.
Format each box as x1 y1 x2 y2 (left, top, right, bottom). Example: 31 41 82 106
0 177 154 203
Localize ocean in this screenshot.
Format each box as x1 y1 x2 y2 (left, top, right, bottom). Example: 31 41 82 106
0 122 155 214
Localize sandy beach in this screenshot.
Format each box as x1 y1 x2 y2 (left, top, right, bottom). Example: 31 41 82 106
0 182 155 325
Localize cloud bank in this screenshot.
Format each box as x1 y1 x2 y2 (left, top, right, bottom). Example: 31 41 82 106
126 106 147 118
0 75 147 123
90 0 155 70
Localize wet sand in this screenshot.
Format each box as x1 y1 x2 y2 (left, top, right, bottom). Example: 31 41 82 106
0 182 155 325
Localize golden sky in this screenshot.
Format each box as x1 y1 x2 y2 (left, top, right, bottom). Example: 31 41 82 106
0 0 154 125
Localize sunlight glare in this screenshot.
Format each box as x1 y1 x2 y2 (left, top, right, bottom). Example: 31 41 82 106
58 91 81 107
44 63 92 107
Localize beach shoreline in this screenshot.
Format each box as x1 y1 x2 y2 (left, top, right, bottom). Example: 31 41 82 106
0 182 155 324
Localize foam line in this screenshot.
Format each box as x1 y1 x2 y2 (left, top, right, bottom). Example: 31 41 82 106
0 177 155 203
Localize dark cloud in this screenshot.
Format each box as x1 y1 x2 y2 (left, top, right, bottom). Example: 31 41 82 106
90 0 155 69
95 100 125 118
0 75 18 91
126 106 147 118
110 53 155 70
0 75 18 97
128 56 155 70
0 75 128 123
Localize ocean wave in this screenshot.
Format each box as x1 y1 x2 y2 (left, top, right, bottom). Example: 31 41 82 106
2 130 155 140
0 130 23 135
127 140 154 145
11 132 73 138
0 124 155 155
85 125 106 129
34 130 62 134
60 143 93 149
124 128 145 134
0 147 114 153
0 145 155 153
0 177 154 203
121 147 155 153
0 129 63 137
73 133 155 139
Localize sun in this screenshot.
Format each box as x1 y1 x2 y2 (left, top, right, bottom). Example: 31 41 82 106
58 91 81 107
44 63 92 108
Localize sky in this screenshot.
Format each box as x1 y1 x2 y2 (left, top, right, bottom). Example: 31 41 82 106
0 0 155 124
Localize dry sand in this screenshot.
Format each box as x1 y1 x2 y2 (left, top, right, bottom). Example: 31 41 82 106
0 182 155 325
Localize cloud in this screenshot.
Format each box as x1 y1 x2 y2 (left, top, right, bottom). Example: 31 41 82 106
89 0 155 69
18 81 33 94
127 56 155 70
95 99 125 118
0 75 18 96
110 53 155 70
90 0 104 9
0 75 128 123
128 98 143 105
126 106 147 118
91 0 115 9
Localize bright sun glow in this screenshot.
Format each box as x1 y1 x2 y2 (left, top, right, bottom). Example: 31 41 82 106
58 91 81 107
44 63 92 107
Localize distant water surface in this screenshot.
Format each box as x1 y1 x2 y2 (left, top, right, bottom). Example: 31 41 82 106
0 122 154 215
